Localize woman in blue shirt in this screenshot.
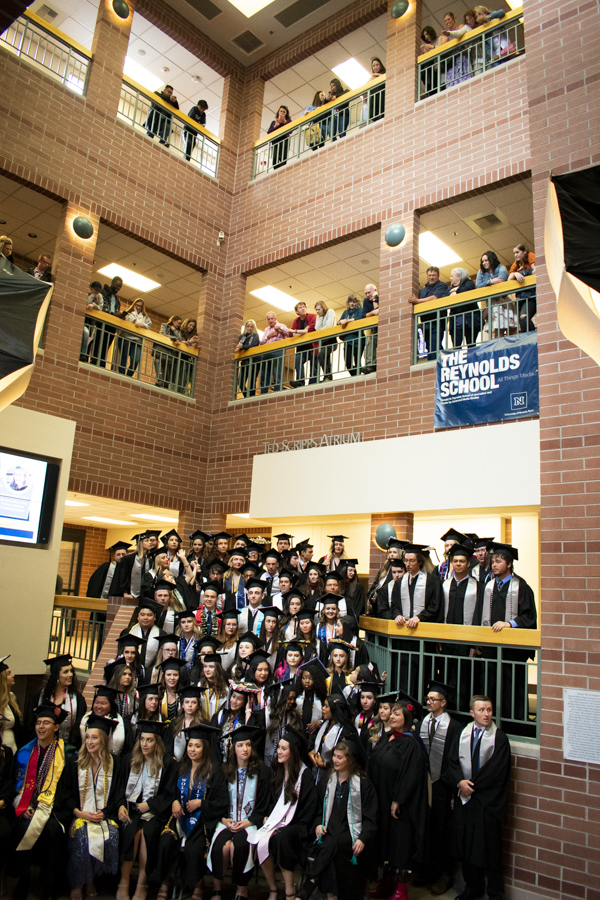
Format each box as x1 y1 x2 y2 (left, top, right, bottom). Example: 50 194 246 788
476 250 508 288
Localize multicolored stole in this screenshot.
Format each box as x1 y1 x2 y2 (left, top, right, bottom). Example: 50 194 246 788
14 738 66 851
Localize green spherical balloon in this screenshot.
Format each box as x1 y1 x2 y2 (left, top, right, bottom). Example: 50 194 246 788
391 0 409 18
112 0 130 18
385 223 406 247
375 523 397 551
72 216 94 240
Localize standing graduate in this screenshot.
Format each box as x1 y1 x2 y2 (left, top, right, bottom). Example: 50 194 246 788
444 695 511 900
38 654 87 749
86 541 131 599
111 532 160 602
309 694 356 782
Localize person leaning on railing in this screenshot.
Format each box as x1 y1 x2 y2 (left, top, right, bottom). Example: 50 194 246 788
361 282 379 374
155 315 182 389
446 267 478 348
290 301 317 388
408 267 451 360
338 295 365 376
0 235 16 275
235 319 260 397
476 251 511 339
314 300 337 381
145 83 179 146
508 244 536 332
257 311 293 394
474 5 508 69
80 280 103 362
119 298 152 378
182 99 208 162
267 105 292 169
439 10 474 87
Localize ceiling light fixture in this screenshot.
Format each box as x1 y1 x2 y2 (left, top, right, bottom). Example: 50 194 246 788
233 513 250 518
123 56 163 91
227 0 278 18
250 286 298 313
97 263 160 292
332 58 371 89
28 232 38 238
418 231 462 267
83 516 133 525
65 500 89 507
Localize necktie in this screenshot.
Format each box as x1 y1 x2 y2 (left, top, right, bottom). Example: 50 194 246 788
472 727 483 774
266 577 272 599
429 717 436 745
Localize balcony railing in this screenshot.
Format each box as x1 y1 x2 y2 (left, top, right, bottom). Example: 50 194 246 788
412 277 537 363
0 10 91 94
50 596 107 674
417 7 524 100
118 77 220 177
361 617 540 741
82 310 198 397
232 318 378 400
253 75 386 178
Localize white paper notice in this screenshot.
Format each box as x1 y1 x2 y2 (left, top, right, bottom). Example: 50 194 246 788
563 688 600 765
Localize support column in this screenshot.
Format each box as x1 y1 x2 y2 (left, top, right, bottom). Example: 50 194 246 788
86 0 134 116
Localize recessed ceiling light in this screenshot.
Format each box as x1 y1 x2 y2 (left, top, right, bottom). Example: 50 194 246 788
227 0 278 17
28 233 37 238
162 66 170 73
137 48 146 56
361 259 369 265
123 56 163 91
250 286 297 312
130 513 179 522
65 500 89 507
332 58 371 90
233 512 250 518
83 516 133 525
0 220 6 225
97 263 160 292
418 232 462 267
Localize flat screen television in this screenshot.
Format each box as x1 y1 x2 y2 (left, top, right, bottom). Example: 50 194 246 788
0 447 60 546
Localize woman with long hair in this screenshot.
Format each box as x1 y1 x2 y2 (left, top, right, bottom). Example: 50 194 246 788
235 320 260 398
150 634 180 684
367 704 428 900
108 663 138 720
319 535 348 572
223 547 247 610
369 56 387 121
0 655 24 751
198 654 229 722
313 301 337 380
164 686 203 761
296 735 378 900
174 609 200 669
309 694 356 781
302 562 325 606
208 725 272 899
279 590 304 641
66 716 121 900
79 686 130 756
368 690 397 751
216 609 240 670
274 640 305 683
39 654 87 748
317 596 342 662
156 315 183 388
180 317 200 348
155 724 228 900
266 104 292 169
131 684 162 726
339 559 366 623
106 635 145 686
257 606 281 661
119 298 151 377
246 651 273 710
117 720 176 900
295 662 327 739
325 641 356 696
251 727 317 900
296 609 318 660
261 681 303 766
211 681 258 761
158 658 186 720
228 632 263 682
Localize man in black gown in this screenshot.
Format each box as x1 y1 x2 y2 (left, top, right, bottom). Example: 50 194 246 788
86 540 131 597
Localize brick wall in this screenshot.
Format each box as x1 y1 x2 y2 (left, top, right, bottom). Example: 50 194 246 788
62 523 109 593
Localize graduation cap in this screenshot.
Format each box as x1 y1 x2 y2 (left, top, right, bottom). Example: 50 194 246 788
297 607 316 621
109 540 132 553
0 655 10 674
447 543 475 560
245 577 266 592
135 599 162 616
488 541 519 561
178 685 202 700
343 558 359 567
228 724 262 744
207 560 228 574
425 680 452 702
212 531 232 542
389 557 407 568
34 702 68 724
265 677 296 701
136 719 167 735
161 529 182 545
377 691 400 705
175 608 197 622
295 538 313 549
85 714 119 735
241 562 262 577
146 547 166 562
283 588 304 603
153 579 175 593
388 538 410 549
228 546 248 560
279 569 298 584
189 530 211 543
228 679 260 694
324 570 344 583
465 533 480 544
264 549 282 562
131 530 159 543
305 562 326 576
200 581 222 596
273 532 294 542
220 609 241 622
246 541 263 554
280 725 311 764
93 684 119 704
43 653 72 673
234 533 251 545
197 636 222 652
104 659 128 685
474 536 495 550
402 543 431 556
398 689 424 722
159 657 187 672
319 592 343 605
246 649 271 666
202 653 224 665
117 634 146 650
440 528 468 544
298 656 328 678
184 723 221 741
280 639 308 654
327 640 353 655
237 632 264 650
155 633 179 648
327 534 349 542
356 680 383 696
260 605 282 619
338 731 368 769
137 683 160 698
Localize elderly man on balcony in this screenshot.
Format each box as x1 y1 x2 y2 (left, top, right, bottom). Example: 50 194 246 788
257 311 293 394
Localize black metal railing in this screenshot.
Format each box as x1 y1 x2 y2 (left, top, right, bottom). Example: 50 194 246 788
232 319 378 399
413 278 536 363
82 311 198 397
418 8 525 100
49 603 107 674
253 76 385 177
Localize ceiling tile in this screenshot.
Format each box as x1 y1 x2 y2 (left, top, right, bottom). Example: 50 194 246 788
295 270 335 289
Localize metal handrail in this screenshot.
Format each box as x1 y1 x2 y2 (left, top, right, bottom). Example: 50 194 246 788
49 603 107 673
0 11 90 94
417 8 525 100
118 76 220 177
359 616 541 647
252 75 386 177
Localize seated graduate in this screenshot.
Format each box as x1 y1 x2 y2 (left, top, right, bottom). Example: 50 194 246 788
11 703 73 900
155 723 228 900
367 703 429 900
106 663 138 721
66 715 122 900
105 635 147 687
274 639 306 683
116 720 176 900
131 683 162 726
158 658 186 721
211 680 259 762
164 686 203 762
216 609 240 671
257 605 282 663
259 679 303 766
249 726 318 900
86 540 132 599
207 725 272 900
38 654 87 750
198 653 229 721
245 649 273 709
79 686 131 757
296 734 378 900
229 632 264 682
195 581 221 640
122 600 165 671
295 659 328 740
174 609 200 669
309 694 356 782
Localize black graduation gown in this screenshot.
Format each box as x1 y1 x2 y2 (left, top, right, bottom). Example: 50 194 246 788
344 584 366 630
62 752 124 823
0 747 15 854
266 767 318 870
423 715 463 880
374 580 396 619
86 561 111 598
117 752 177 873
110 554 141 598
300 774 378 900
444 726 511 870
155 767 229 889
390 572 443 622
367 733 428 871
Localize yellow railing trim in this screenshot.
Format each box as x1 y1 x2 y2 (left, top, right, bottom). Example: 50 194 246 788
234 315 378 359
23 10 93 59
86 309 199 357
54 595 107 611
413 275 536 315
360 615 541 647
121 75 221 145
417 7 524 62
254 74 386 149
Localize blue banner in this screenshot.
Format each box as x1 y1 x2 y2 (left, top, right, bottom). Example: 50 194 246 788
435 333 539 429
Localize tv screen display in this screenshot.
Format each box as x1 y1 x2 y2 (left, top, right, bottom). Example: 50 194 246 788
0 449 60 546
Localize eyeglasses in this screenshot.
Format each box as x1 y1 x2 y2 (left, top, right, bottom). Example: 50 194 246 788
425 695 443 702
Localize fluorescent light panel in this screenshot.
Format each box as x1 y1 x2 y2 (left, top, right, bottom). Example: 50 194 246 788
226 0 278 17
97 264 160 292
65 500 89 507
233 513 250 518
130 514 179 523
418 232 462 267
332 58 371 90
250 286 297 313
83 516 133 525
123 56 163 92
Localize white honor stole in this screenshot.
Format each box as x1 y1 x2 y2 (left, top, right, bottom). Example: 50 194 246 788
458 722 497 804
419 711 450 783
78 760 114 861
399 571 427 617
322 772 362 843
248 765 306 863
481 575 520 626
442 577 478 624
124 764 161 820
